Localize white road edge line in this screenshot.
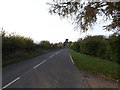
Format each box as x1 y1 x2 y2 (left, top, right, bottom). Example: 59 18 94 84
1 77 20 89
33 60 47 69
70 54 89 87
70 55 74 64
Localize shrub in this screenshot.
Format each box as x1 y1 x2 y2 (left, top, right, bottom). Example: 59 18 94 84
71 35 120 64
1 30 35 56
71 42 80 52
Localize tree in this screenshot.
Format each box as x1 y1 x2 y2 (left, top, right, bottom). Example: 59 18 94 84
71 42 80 52
39 40 51 49
47 0 120 33
108 34 120 63
71 35 120 64
63 39 69 46
1 30 35 55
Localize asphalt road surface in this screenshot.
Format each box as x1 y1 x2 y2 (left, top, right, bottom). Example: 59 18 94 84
2 49 89 88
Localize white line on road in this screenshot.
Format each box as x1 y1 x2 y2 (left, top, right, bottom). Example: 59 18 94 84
1 50 64 89
33 64 40 69
33 60 47 69
58 50 63 53
1 77 20 89
56 50 63 54
49 55 54 59
33 50 64 69
70 54 89 87
70 55 74 64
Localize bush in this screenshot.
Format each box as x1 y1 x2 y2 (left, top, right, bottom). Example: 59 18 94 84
39 40 51 49
1 30 35 56
71 35 120 64
71 42 80 52
108 35 120 63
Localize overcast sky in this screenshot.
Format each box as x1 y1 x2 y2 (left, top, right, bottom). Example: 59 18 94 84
0 0 114 43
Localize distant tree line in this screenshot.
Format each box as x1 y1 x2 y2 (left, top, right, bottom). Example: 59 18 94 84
71 34 120 64
39 41 63 49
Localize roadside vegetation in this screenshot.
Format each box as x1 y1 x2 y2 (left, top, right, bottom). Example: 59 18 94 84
70 34 120 82
71 50 120 82
1 30 63 66
71 35 120 64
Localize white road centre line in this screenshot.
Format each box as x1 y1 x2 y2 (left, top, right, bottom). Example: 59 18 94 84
60 50 64 53
2 77 20 89
34 50 63 69
49 55 54 59
55 50 63 55
33 64 40 69
41 60 47 63
33 60 47 69
55 52 58 54
70 55 74 64
57 51 61 54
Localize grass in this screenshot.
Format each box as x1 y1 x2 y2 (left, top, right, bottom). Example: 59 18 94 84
70 50 120 82
3 48 58 67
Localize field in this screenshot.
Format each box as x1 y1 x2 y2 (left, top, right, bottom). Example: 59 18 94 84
70 50 120 82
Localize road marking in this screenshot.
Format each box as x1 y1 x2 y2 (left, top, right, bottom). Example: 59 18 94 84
33 50 64 69
33 64 40 69
49 55 54 59
70 55 74 64
41 60 47 64
33 60 47 69
1 49 64 89
1 77 20 89
57 50 63 54
70 54 89 87
55 52 58 54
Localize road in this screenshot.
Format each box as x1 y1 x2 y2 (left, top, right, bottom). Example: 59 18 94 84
2 49 89 88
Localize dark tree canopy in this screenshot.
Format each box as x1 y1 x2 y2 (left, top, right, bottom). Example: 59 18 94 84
47 0 120 33
63 39 69 46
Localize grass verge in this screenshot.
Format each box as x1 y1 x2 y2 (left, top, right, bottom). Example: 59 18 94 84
70 50 120 82
3 49 58 67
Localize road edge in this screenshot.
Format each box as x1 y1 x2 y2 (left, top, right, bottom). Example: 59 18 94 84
69 51 91 88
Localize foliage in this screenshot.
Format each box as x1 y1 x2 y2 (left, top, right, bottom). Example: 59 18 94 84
1 30 35 56
39 40 51 49
108 34 120 63
63 39 68 46
71 42 80 52
1 30 59 66
71 50 120 81
48 0 120 33
71 35 120 64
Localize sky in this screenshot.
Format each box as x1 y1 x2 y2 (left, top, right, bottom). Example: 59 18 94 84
0 0 114 43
